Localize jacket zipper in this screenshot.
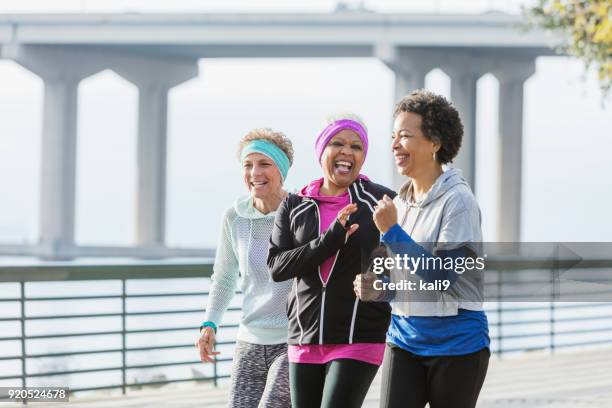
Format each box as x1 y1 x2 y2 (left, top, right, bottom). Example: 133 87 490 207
314 197 346 344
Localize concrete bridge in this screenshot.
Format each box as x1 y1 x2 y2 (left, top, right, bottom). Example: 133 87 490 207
0 12 559 259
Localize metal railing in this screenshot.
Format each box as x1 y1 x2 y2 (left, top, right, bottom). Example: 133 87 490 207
0 257 611 396
0 259 230 394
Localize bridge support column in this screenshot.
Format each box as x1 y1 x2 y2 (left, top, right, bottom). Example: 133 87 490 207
446 64 482 192
376 45 430 190
113 59 198 250
38 77 81 258
493 58 536 242
6 45 198 258
5 45 101 259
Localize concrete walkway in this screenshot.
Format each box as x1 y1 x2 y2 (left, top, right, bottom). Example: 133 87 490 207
19 348 612 408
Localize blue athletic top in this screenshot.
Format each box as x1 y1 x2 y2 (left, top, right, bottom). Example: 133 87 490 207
387 309 490 356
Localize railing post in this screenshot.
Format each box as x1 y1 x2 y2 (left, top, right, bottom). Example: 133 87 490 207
497 269 503 358
20 281 27 405
121 278 127 394
550 301 555 354
550 244 558 354
213 349 218 387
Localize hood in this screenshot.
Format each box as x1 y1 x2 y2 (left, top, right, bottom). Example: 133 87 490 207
298 174 369 202
233 195 277 219
398 168 469 208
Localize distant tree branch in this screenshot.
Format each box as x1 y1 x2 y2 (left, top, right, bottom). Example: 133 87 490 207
527 0 612 95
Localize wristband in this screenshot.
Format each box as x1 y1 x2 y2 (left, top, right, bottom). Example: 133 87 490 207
200 321 217 334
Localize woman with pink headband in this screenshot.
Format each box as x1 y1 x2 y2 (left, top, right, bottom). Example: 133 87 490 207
268 114 396 407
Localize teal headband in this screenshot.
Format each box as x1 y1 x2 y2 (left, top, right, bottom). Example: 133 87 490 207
240 139 291 181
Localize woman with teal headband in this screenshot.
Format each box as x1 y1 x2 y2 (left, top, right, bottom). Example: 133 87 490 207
196 128 294 408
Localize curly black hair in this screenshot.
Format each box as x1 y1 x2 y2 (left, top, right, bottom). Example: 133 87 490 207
393 89 463 164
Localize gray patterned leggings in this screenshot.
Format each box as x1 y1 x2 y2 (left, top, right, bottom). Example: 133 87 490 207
228 340 291 408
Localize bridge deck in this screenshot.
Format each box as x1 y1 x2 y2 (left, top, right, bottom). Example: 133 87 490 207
23 348 612 408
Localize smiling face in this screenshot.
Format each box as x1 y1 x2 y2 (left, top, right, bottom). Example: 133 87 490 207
320 130 365 191
242 152 282 200
392 111 440 178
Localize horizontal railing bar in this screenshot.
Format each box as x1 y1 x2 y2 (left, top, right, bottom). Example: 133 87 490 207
486 303 612 313
0 324 241 341
19 292 211 301
497 338 612 354
66 375 231 393
553 338 612 349
26 358 236 378
549 326 612 336
127 341 235 352
496 345 552 354
126 358 234 370
23 312 123 320
485 293 612 301
483 278 612 286
0 307 241 322
0 374 21 381
491 326 612 340
24 366 123 378
24 294 123 301
0 355 21 361
123 292 212 298
125 360 209 370
0 340 239 361
27 348 122 358
2 257 610 283
18 330 123 339
19 292 239 302
0 261 214 282
8 304 606 324
126 307 240 316
489 314 612 326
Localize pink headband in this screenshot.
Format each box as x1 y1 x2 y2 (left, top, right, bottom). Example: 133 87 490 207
315 119 369 163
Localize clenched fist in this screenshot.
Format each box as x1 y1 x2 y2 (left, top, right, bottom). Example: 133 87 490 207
373 194 397 234
353 271 382 302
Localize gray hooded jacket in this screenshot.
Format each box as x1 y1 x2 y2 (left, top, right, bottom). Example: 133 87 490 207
390 168 485 317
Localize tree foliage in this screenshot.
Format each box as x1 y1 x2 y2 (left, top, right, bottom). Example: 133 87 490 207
529 0 612 95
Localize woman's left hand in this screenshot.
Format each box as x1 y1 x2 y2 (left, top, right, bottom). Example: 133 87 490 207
373 195 397 234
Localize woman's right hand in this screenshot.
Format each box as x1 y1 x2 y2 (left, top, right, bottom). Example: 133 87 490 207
195 327 220 363
337 203 359 237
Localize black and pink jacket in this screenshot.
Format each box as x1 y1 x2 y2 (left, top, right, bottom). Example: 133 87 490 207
267 178 395 346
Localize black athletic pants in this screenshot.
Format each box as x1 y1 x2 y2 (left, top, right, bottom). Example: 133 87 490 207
380 343 489 408
290 359 379 408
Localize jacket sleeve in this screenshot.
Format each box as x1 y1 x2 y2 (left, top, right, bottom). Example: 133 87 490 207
268 198 348 282
204 208 239 326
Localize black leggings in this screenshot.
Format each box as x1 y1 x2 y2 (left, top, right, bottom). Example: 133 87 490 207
380 344 489 408
290 359 379 408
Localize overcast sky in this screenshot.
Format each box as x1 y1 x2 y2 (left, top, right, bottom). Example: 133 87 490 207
1 0 611 248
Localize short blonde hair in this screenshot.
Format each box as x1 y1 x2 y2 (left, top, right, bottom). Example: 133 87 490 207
237 128 294 165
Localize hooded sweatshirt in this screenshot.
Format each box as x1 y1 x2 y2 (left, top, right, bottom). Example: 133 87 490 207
204 195 292 345
381 168 490 356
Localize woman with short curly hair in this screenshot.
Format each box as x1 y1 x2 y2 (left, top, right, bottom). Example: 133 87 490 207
196 128 294 408
354 89 490 408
